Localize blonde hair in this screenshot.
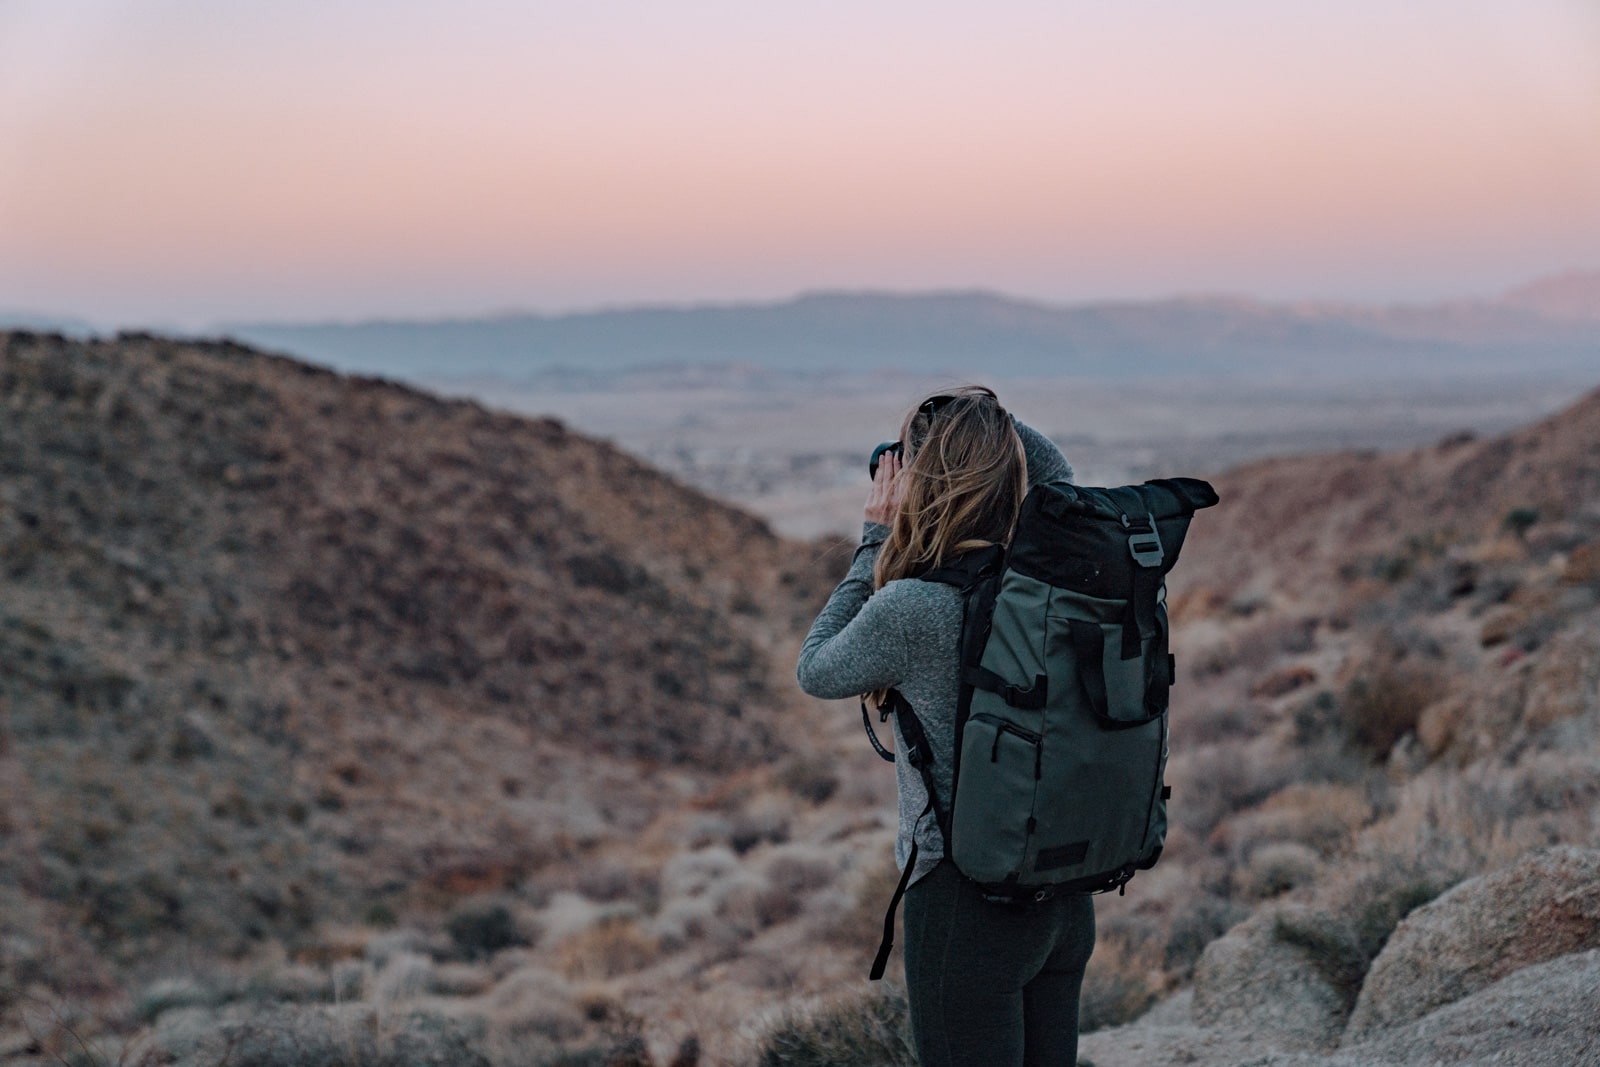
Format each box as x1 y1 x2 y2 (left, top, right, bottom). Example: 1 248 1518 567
868 386 1025 708
873 386 1026 593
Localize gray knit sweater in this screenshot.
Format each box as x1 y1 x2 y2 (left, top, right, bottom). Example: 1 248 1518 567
796 422 1073 885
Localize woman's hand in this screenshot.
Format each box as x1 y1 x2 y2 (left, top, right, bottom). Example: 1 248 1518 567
865 449 901 525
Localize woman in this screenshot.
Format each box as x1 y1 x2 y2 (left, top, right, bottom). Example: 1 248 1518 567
796 386 1094 1067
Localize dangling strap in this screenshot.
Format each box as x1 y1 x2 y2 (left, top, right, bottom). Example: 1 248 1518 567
868 689 947 980
870 800 929 981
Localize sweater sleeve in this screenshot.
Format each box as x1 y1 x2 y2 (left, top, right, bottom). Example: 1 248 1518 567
795 525 910 700
1014 417 1074 486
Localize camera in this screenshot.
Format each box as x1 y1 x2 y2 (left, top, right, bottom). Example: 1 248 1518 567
869 441 902 479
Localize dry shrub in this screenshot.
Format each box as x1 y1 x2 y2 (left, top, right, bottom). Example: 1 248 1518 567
1341 662 1442 760
1078 918 1165 1033
719 882 803 934
1249 665 1318 700
487 966 585 1045
1163 894 1248 980
766 854 836 896
1232 841 1321 901
823 851 904 951
554 917 661 981
1168 740 1298 838
659 847 742 901
754 984 916 1067
1170 701 1260 748
776 754 841 805
1264 762 1582 1018
153 1003 491 1067
1213 783 1372 861
447 901 533 960
1212 616 1320 679
1363 761 1594 873
728 801 792 855
574 860 661 910
428 961 494 997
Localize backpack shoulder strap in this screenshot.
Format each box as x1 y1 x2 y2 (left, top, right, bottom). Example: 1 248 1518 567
918 544 1005 592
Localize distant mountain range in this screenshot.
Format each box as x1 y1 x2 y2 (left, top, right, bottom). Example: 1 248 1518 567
219 270 1600 383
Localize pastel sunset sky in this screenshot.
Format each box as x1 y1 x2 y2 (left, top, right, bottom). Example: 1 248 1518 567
2 0 1597 327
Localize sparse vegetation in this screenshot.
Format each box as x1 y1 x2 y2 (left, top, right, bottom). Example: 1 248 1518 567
754 985 916 1067
776 755 841 805
553 917 661 981
447 902 531 960
1339 661 1441 760
1503 507 1540 540
1079 922 1165 1033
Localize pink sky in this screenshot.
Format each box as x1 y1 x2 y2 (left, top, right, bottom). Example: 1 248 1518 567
2 1 1597 327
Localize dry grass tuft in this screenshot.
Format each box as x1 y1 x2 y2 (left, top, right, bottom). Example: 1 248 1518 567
1341 662 1442 760
753 984 916 1067
553 918 661 982
1078 919 1166 1033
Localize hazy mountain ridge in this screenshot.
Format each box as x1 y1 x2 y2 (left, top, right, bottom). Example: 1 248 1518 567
223 273 1600 383
1502 267 1600 321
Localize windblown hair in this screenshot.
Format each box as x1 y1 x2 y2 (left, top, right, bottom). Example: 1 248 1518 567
873 385 1027 590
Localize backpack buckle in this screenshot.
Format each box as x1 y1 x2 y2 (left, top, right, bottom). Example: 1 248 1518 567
1122 513 1164 568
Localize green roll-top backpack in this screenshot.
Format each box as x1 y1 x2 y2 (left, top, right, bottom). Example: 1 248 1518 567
864 477 1219 980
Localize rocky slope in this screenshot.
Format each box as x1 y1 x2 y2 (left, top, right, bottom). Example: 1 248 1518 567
1174 382 1600 606
0 331 835 990
1069 384 1600 1065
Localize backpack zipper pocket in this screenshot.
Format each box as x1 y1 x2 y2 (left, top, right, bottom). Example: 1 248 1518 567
973 714 1042 778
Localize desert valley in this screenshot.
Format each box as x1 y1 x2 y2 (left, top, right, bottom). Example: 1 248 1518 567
2 328 1599 1066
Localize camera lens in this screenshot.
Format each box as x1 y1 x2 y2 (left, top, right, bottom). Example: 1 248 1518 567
869 441 902 479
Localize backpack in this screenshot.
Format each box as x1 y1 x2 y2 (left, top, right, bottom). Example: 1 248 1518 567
863 477 1219 980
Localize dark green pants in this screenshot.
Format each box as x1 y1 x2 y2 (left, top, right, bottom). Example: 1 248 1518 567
902 861 1096 1067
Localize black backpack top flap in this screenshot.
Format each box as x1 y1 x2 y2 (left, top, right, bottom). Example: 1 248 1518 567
1141 477 1220 513
1008 479 1218 596
1033 478 1218 523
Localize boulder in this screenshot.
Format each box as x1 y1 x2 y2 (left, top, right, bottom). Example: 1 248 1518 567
1190 904 1348 1051
1083 950 1600 1067
1327 948 1600 1066
1562 540 1600 584
1344 846 1600 1041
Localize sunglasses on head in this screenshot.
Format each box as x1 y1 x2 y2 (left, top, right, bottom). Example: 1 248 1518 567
869 393 987 478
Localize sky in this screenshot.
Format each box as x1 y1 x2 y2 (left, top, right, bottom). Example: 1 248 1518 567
1 0 1598 329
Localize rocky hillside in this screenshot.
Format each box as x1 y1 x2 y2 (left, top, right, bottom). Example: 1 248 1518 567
1175 382 1600 606
1067 383 1600 1064
0 331 835 987
3 331 1597 1066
